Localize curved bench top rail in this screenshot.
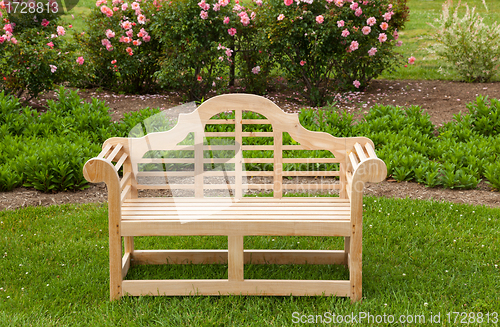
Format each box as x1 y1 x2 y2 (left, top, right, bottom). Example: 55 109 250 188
103 94 373 164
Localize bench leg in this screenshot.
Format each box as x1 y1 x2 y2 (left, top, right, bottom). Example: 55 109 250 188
124 236 134 256
344 237 350 267
228 236 244 281
349 233 362 303
109 234 122 300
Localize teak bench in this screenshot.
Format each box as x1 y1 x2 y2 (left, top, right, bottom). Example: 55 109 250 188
83 93 387 302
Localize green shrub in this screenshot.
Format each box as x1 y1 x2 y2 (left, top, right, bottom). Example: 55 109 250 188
0 8 81 100
75 0 163 92
430 0 500 82
263 0 409 106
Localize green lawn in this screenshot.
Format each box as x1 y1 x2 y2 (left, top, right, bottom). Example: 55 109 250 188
1 197 498 325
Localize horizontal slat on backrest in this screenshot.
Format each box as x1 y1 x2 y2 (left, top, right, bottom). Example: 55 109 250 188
207 119 271 125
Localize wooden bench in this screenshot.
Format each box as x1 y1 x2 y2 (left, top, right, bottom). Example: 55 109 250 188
83 94 386 302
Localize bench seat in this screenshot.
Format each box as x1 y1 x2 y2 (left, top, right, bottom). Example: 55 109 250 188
121 197 351 236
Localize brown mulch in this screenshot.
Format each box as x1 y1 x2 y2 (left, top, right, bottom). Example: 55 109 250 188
2 79 500 211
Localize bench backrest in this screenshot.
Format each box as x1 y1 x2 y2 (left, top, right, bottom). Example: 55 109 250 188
103 94 374 199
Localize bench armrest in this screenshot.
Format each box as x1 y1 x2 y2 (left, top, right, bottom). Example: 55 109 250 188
83 141 132 203
346 142 387 195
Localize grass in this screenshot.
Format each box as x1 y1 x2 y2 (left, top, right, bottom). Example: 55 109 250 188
380 0 500 81
1 197 499 325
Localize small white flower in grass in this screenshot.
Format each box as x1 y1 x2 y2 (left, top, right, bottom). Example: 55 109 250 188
19 264 22 266
26 272 28 274
481 245 484 248
297 242 300 244
6 296 10 299
272 239 275 241
384 303 387 307
424 302 428 307
369 225 372 228
445 270 448 273
47 284 49 287
21 288 24 291
402 273 406 276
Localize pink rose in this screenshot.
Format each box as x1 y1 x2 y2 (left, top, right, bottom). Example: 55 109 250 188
341 29 350 37
57 26 65 36
251 66 260 74
197 75 203 82
47 41 54 48
106 29 115 38
300 60 306 66
393 30 399 40
277 14 285 21
367 17 376 26
355 7 362 16
138 14 146 24
368 47 377 56
41 19 50 27
223 16 230 24
121 3 128 10
49 65 57 73
3 24 12 34
284 0 293 5
228 28 237 36
200 11 208 19
408 56 416 65
362 26 371 35
383 12 393 21
111 59 117 64
76 57 84 65
396 40 403 47
380 22 388 30
350 2 358 10
131 1 140 10
316 15 324 24
378 33 387 43
349 40 359 51
143 35 151 42
337 20 345 27
353 80 360 88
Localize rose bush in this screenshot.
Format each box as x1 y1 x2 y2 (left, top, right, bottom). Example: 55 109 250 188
75 0 164 92
0 3 80 101
263 0 409 106
151 0 233 101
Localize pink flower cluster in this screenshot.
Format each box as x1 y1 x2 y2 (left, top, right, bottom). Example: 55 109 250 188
1 24 17 44
96 0 154 57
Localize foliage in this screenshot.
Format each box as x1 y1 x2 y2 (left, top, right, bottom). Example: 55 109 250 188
75 0 164 92
0 87 161 192
430 0 500 82
0 6 80 101
151 0 232 101
263 0 409 106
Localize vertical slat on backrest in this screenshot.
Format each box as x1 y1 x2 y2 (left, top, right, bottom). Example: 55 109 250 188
195 132 204 198
235 110 243 199
339 163 347 199
273 128 283 198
